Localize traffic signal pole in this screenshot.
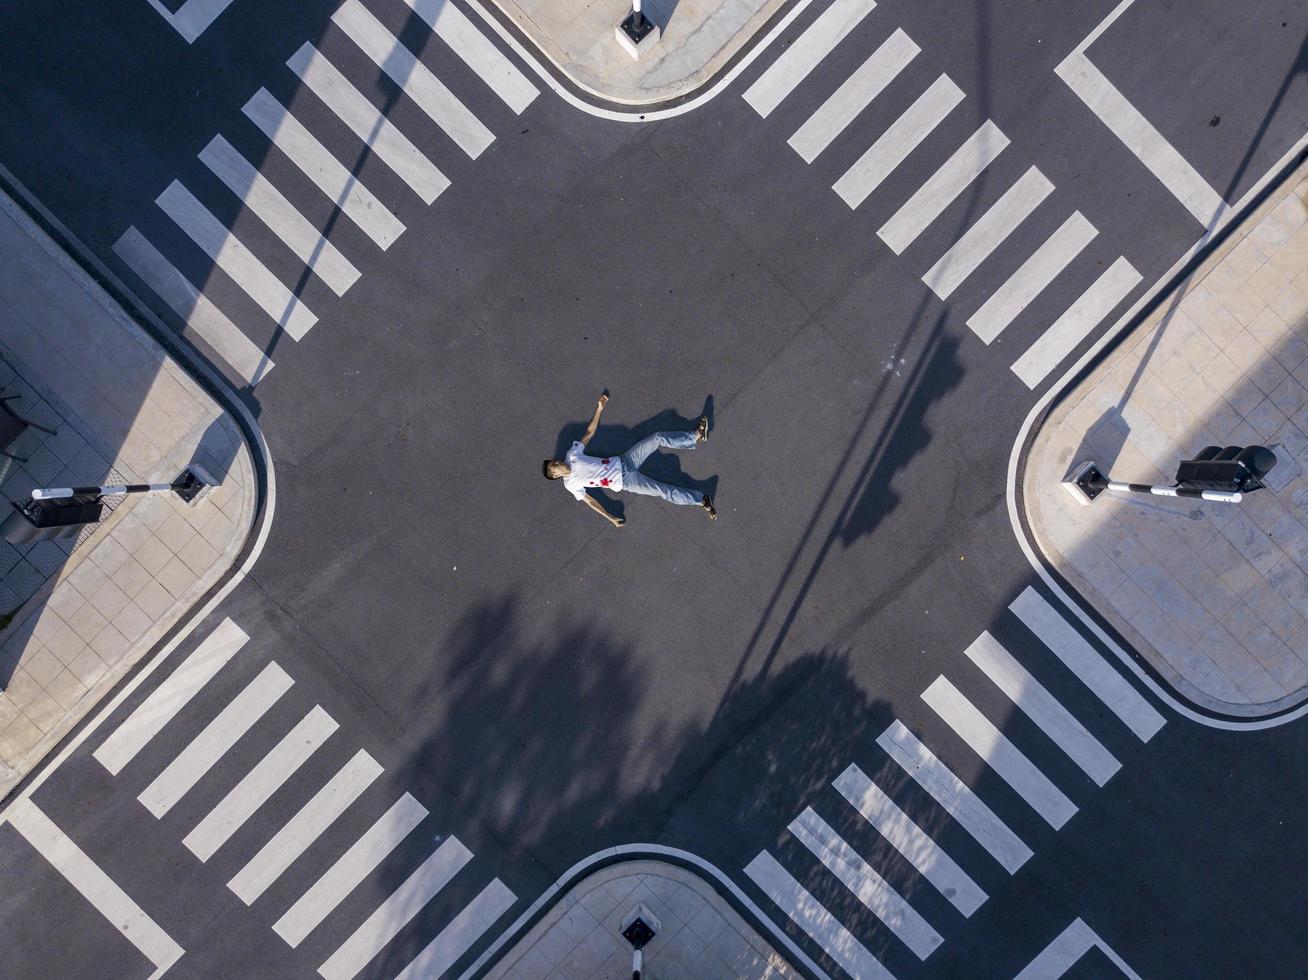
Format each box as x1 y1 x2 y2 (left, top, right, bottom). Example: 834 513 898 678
1062 445 1277 507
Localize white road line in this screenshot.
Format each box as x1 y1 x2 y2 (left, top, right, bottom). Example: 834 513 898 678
399 0 538 113
318 835 474 980
138 661 293 819
921 165 1052 299
229 749 383 905
147 0 235 44
94 619 248 776
743 0 877 117
113 228 274 386
333 0 495 160
921 676 1077 829
878 720 1032 873
1011 254 1141 388
274 792 429 948
8 798 184 979
964 632 1120 787
788 28 917 164
199 135 361 297
1009 587 1165 740
1057 51 1222 227
744 851 891 980
966 211 1096 343
393 878 517 980
243 89 405 250
878 120 1008 254
287 43 450 206
183 705 338 862
833 74 963 210
789 807 942 960
832 763 986 917
1015 917 1144 980
156 181 319 340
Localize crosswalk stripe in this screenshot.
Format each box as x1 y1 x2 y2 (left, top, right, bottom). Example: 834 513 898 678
1009 588 1165 740
113 228 274 386
878 120 1009 254
1015 917 1144 980
94 619 248 776
333 0 495 160
318 835 474 980
832 763 986 917
921 165 1052 299
878 720 1032 873
243 88 405 250
156 181 319 340
138 661 293 818
229 749 383 904
834 74 963 210
743 0 878 118
399 0 538 113
274 792 429 949
199 135 361 297
789 807 942 960
966 211 1096 343
744 850 891 980
788 28 918 164
921 676 1077 829
1010 255 1141 388
392 878 517 980
964 632 1120 787
287 43 450 206
183 705 338 862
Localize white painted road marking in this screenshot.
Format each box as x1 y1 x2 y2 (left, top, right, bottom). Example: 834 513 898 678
921 676 1077 829
156 181 319 340
922 166 1053 300
392 878 517 980
789 806 942 960
138 660 293 818
878 720 1032 873
743 0 877 118
964 632 1120 786
878 120 1009 255
8 798 184 979
400 0 539 113
274 792 428 948
199 135 361 297
318 835 473 980
333 0 495 159
967 211 1097 343
788 28 918 164
744 850 892 980
146 0 236 44
834 74 963 210
113 227 274 386
1009 587 1165 740
243 89 405 250
95 618 247 776
229 749 383 904
832 763 986 917
1015 917 1144 980
183 704 338 861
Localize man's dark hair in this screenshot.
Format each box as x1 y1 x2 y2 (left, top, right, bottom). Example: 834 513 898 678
542 459 565 480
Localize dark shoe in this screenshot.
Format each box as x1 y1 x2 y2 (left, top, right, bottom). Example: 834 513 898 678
702 495 717 520
696 415 709 443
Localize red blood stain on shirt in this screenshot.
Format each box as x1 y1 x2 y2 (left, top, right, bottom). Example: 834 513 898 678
600 478 611 487
602 459 610 464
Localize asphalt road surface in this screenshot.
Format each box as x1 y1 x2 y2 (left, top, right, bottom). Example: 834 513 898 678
1 0 1307 976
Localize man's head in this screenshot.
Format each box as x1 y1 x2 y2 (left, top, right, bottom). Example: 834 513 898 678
542 459 569 480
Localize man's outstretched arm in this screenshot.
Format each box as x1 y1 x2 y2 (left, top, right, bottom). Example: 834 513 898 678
579 391 609 446
582 494 624 527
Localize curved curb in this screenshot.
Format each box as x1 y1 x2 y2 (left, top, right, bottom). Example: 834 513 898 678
458 844 827 980
1007 136 1308 733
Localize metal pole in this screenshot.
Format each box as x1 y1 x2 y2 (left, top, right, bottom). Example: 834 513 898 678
631 0 643 30
631 947 642 979
33 482 183 501
1102 481 1243 503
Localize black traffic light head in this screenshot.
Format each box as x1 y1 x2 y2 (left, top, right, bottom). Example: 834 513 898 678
1175 445 1277 492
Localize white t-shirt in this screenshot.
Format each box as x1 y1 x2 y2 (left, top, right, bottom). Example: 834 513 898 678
562 441 623 500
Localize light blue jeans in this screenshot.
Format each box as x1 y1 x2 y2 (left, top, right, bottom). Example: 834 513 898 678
619 431 704 506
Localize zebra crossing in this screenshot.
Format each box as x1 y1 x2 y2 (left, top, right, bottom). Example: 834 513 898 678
85 617 514 980
115 0 537 388
743 586 1165 978
742 0 1144 390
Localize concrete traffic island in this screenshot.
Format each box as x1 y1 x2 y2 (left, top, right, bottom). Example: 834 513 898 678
1023 159 1308 718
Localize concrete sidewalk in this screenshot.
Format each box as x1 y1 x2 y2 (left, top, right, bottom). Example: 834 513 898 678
0 188 257 798
1025 159 1308 717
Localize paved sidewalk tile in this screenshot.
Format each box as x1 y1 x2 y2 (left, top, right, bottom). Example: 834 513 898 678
1027 162 1308 717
